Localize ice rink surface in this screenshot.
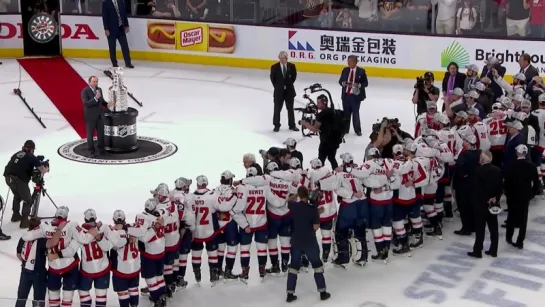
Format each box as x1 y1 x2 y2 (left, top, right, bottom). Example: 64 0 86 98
1 59 545 307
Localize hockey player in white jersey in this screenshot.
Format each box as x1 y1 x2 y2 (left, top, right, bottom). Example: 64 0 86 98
170 177 196 289
467 107 491 151
79 209 111 307
149 183 180 297
320 153 371 267
425 136 453 227
391 144 427 255
129 198 166 307
415 101 441 138
484 103 508 167
239 163 296 275
532 94 545 183
21 206 95 307
236 167 276 282
214 170 246 282
106 210 141 307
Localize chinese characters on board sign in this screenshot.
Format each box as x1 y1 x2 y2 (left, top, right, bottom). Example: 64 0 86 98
319 35 397 65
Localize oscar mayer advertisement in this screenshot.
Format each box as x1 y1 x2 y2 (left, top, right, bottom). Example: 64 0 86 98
146 20 236 53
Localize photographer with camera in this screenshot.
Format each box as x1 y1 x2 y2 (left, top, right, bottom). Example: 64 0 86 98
366 118 412 160
301 95 343 169
3 140 49 229
412 72 440 114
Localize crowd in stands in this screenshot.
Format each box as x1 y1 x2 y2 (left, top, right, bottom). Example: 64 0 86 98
1 0 544 39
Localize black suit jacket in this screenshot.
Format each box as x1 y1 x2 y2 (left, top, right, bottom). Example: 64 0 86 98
442 72 466 95
473 163 503 211
522 65 539 83
270 62 297 99
81 86 108 121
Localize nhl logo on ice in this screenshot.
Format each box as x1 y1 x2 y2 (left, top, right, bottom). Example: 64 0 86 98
57 136 178 165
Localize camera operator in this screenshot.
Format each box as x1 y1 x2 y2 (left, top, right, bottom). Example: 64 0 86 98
301 95 342 169
3 140 49 228
283 138 303 165
412 72 440 114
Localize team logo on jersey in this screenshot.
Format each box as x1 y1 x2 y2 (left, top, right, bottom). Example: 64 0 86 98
57 136 178 165
28 13 58 44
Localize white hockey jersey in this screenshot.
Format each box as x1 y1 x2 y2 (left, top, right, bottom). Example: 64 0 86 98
158 199 180 252
170 190 196 232
241 171 296 219
22 221 93 274
214 185 240 229
415 113 441 138
436 128 463 160
307 167 340 222
470 121 491 151
483 112 508 150
80 223 111 278
392 158 426 204
412 157 431 188
129 212 165 259
527 124 537 146
235 183 272 231
532 109 545 151
318 171 366 205
105 226 141 278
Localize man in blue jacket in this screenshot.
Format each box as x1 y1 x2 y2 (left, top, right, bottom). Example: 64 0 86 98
503 120 526 177
339 55 368 136
102 0 134 68
16 218 47 307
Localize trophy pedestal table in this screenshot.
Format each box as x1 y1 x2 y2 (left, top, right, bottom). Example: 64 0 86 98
103 108 139 153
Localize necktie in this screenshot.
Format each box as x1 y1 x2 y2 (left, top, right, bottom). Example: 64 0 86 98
346 69 354 94
113 0 122 27
282 65 286 78
447 75 455 93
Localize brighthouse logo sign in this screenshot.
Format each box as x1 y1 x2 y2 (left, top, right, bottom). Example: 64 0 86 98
288 30 315 60
441 41 470 68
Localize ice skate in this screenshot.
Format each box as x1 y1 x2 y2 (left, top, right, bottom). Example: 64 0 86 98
425 226 443 240
210 268 220 287
281 260 289 275
239 266 250 284
371 248 388 264
176 276 188 290
140 287 150 297
332 258 348 269
392 242 412 257
265 263 281 277
194 268 202 286
223 268 239 283
258 265 266 282
409 234 424 250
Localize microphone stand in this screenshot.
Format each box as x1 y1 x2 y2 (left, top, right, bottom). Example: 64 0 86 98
104 70 143 107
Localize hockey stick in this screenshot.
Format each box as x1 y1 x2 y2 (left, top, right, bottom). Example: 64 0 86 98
0 189 11 229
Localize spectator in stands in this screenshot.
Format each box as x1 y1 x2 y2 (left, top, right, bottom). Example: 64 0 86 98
456 0 478 34
0 0 13 12
480 56 506 102
136 0 153 15
529 0 544 38
442 62 466 108
185 0 208 19
300 0 324 27
432 0 457 34
318 5 334 28
506 0 530 36
86 0 103 13
63 0 82 13
336 8 353 28
482 0 502 32
406 0 432 33
153 0 181 16
355 0 379 30
378 0 403 30
464 64 480 93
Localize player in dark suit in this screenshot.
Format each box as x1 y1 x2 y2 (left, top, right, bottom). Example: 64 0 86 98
81 76 111 157
270 51 298 132
102 0 133 68
339 55 368 136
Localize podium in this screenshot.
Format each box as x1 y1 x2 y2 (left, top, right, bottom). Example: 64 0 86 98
104 108 139 152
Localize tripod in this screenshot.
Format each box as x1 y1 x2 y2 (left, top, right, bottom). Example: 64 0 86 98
30 180 59 219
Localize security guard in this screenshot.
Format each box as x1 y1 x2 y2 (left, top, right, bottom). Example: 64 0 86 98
286 186 331 303
3 140 49 228
16 217 47 307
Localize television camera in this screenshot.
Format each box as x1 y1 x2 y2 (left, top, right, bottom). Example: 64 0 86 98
295 83 337 138
29 155 58 219
372 117 399 133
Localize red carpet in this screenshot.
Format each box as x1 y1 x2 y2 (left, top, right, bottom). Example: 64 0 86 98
18 57 87 138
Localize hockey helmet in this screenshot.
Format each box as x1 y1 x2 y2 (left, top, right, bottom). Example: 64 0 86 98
435 113 450 126
340 153 354 165
425 136 439 147
514 111 528 121
489 204 503 215
283 138 297 148
196 175 209 187
84 208 97 222
266 162 279 172
112 209 126 222
405 142 418 153
290 157 301 169
54 206 69 220
367 147 380 158
539 93 545 103
465 134 477 145
392 144 404 156
221 170 235 180
175 177 192 191
310 158 323 169
151 183 169 196
491 102 503 111
246 167 258 177
516 144 528 155
145 198 159 212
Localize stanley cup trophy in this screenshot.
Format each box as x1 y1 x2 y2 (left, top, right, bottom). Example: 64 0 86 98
103 67 139 152
108 68 129 112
